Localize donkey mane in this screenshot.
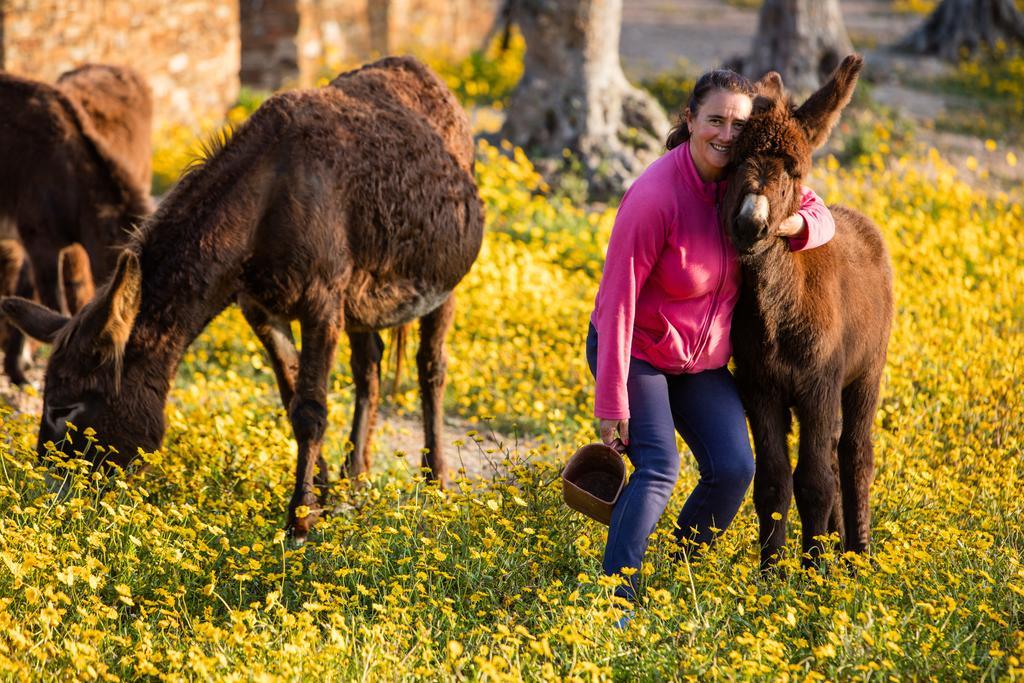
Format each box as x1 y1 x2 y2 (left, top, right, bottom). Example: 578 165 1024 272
178 125 235 184
126 98 286 256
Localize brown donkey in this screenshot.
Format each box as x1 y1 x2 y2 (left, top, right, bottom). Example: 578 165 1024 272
2 57 484 543
720 55 893 568
0 65 153 384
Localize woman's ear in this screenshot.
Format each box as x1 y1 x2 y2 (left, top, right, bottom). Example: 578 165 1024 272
684 107 693 132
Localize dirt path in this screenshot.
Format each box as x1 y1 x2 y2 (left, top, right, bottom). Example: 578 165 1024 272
359 407 529 481
620 0 918 78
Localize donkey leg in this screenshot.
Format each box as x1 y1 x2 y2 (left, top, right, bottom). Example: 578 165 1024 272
286 301 343 545
748 397 793 570
238 297 331 491
838 373 881 554
417 295 455 485
793 387 843 567
0 240 33 385
239 296 299 408
22 241 64 314
344 330 384 479
827 453 846 548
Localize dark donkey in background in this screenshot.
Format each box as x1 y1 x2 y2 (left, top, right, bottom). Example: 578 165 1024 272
721 55 893 568
2 56 484 544
0 65 153 384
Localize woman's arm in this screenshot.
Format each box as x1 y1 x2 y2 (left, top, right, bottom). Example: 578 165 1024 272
593 184 669 420
785 185 836 251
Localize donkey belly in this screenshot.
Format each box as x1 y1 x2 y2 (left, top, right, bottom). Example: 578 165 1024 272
344 276 450 331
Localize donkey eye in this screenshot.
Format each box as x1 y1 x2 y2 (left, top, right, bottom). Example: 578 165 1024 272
45 402 88 430
49 406 72 420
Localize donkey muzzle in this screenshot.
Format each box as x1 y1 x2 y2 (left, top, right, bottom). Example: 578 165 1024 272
734 193 771 250
738 194 770 231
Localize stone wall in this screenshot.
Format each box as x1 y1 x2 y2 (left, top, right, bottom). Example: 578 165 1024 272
244 0 500 89
1 0 239 126
0 0 498 125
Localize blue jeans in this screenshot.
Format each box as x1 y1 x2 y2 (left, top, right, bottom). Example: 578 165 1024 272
586 324 754 601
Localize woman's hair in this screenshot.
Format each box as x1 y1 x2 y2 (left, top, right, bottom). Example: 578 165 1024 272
665 69 756 150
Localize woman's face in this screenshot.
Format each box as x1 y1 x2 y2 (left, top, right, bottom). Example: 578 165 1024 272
686 89 753 182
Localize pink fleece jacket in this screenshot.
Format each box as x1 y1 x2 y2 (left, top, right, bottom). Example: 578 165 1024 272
590 141 835 420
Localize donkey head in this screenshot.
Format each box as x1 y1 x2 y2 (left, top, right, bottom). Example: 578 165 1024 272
723 54 863 254
1 249 164 478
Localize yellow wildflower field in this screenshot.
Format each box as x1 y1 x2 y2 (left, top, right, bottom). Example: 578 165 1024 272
0 136 1021 680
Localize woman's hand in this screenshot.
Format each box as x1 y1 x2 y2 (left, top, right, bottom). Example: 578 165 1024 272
778 213 807 238
598 418 629 453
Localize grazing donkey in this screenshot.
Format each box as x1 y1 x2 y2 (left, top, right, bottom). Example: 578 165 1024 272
2 57 484 543
0 65 153 384
720 55 893 568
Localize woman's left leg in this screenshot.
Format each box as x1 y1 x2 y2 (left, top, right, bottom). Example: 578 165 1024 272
668 366 755 549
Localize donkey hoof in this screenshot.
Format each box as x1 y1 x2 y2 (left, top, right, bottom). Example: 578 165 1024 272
287 503 324 545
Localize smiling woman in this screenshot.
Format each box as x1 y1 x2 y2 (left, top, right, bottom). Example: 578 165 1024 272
685 89 752 182
586 66 836 606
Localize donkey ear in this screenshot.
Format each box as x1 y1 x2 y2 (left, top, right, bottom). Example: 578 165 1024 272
794 54 864 150
0 297 69 343
58 244 95 315
756 71 784 100
85 250 141 354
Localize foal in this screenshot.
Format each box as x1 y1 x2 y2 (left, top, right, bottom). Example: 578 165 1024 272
721 55 894 568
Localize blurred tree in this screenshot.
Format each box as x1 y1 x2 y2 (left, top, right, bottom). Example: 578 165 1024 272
735 0 853 92
897 0 1024 60
368 1 390 56
498 0 669 198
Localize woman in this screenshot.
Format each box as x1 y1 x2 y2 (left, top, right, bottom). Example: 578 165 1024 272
586 69 835 605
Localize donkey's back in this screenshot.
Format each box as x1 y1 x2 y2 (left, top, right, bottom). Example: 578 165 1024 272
787 203 893 382
57 64 153 191
235 58 483 331
329 56 474 171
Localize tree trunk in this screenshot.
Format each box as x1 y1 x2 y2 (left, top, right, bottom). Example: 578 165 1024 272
897 0 1024 61
368 1 391 57
738 0 853 93
499 0 669 198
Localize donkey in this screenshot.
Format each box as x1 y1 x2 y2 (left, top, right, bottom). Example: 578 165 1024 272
720 55 894 568
0 66 153 384
1 56 484 544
